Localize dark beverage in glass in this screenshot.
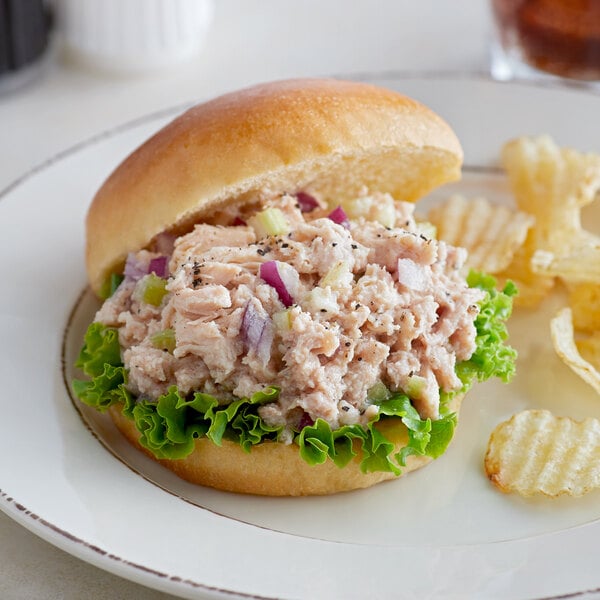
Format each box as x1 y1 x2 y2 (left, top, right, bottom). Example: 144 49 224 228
492 0 600 81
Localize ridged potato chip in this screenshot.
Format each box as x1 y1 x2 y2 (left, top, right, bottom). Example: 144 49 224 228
499 136 600 306
495 238 554 307
577 332 600 369
531 245 600 283
550 307 600 395
502 136 600 255
485 409 600 497
568 283 600 333
428 194 533 273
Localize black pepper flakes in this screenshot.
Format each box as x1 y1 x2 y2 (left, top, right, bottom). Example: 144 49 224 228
345 341 351 347
351 244 358 250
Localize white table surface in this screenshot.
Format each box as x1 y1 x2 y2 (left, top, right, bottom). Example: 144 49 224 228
0 1 491 598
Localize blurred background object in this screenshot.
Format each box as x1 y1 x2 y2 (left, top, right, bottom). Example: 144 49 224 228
0 0 51 94
55 0 213 74
491 0 600 83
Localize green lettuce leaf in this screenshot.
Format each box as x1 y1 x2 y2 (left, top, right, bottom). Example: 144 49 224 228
72 271 516 474
297 392 457 474
133 386 282 460
71 363 133 413
75 321 121 377
456 271 517 387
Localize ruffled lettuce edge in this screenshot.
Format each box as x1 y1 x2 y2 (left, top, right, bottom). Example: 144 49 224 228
72 271 517 475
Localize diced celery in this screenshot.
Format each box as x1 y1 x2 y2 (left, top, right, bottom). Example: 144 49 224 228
374 202 396 229
302 287 338 314
342 195 396 228
342 196 372 220
272 309 293 332
415 221 437 239
249 207 290 238
99 272 124 300
138 274 168 306
367 381 390 403
406 375 427 398
150 328 176 353
320 261 352 289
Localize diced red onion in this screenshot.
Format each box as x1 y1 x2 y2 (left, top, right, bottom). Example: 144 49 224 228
296 192 319 213
231 216 247 226
297 411 314 430
397 258 428 291
124 253 147 281
327 206 350 229
125 253 169 281
153 232 176 256
241 301 273 366
148 256 169 278
259 261 295 307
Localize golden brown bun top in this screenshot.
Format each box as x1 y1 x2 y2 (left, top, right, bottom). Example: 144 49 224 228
86 78 463 294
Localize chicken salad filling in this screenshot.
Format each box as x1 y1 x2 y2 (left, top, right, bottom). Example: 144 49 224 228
74 191 517 471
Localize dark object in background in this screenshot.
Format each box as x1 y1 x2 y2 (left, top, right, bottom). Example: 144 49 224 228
492 0 600 81
0 0 50 92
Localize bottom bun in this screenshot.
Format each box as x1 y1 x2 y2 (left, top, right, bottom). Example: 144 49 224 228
108 394 463 496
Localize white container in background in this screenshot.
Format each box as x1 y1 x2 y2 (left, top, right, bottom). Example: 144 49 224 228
55 0 214 74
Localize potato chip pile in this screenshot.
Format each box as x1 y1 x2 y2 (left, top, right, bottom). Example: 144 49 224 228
430 135 600 499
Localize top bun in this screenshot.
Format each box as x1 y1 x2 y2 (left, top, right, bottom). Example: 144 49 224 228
86 78 463 295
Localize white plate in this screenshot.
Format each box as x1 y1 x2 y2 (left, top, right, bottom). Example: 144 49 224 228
2 74 600 600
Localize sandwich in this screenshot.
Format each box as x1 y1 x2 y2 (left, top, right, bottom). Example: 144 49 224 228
73 78 517 496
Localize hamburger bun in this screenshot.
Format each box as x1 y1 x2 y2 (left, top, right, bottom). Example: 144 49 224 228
86 78 462 295
84 78 467 495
